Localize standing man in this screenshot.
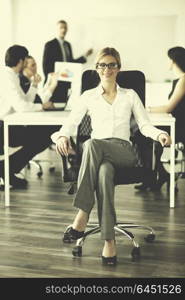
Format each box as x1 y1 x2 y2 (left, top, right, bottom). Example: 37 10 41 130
42 20 93 102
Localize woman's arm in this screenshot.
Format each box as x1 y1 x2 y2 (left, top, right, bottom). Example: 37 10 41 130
148 76 185 113
51 92 88 142
132 90 170 143
51 93 89 156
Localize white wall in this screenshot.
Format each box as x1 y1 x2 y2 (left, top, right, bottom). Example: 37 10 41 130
0 0 13 66
10 0 185 82
1 0 185 84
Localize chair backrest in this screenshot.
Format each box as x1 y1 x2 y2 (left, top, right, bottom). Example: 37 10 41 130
81 70 145 104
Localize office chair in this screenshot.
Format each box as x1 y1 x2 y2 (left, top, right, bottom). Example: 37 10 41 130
62 70 158 260
175 142 185 180
27 144 56 178
161 141 185 192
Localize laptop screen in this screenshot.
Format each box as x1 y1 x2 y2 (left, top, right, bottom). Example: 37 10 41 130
51 62 82 104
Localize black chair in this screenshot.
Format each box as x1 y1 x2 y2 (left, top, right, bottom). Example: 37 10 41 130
161 141 185 192
62 70 160 260
175 142 185 181
27 144 56 178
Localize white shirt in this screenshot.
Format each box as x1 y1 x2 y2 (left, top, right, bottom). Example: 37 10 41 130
0 67 42 120
51 85 166 143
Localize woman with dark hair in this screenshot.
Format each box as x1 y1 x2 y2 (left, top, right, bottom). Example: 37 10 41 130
148 46 185 140
51 47 171 265
140 46 185 190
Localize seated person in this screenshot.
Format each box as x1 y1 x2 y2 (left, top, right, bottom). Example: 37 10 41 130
19 55 58 107
0 45 60 188
51 47 171 266
136 46 185 191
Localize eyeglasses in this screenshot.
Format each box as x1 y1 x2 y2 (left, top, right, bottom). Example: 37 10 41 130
96 62 119 70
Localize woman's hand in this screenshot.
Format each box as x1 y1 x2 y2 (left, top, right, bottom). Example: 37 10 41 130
47 72 58 93
158 133 172 147
31 73 42 86
56 136 74 156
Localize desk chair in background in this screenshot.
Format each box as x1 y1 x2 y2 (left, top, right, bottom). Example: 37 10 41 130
27 144 56 178
161 141 185 192
175 142 185 181
61 70 161 260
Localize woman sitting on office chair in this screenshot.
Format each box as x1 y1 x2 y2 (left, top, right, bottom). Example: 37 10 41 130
51 47 171 266
136 46 185 191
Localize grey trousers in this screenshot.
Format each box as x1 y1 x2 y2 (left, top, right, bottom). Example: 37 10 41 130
73 138 138 240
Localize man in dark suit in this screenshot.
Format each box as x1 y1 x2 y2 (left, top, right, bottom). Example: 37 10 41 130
42 20 93 103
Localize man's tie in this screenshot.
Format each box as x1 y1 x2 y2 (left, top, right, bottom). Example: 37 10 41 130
63 42 69 61
60 42 67 62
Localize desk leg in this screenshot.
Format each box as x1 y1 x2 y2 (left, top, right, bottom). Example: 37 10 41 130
170 122 175 208
4 123 10 207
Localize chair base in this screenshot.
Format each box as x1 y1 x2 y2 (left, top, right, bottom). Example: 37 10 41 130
64 222 155 261
67 182 77 194
28 160 55 178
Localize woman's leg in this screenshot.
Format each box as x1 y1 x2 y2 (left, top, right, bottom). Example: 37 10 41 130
102 240 116 258
68 139 105 236
96 161 117 260
96 161 115 240
73 138 137 212
72 209 88 232
73 139 105 214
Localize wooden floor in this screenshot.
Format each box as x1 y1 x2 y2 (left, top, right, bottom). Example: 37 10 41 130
0 151 185 278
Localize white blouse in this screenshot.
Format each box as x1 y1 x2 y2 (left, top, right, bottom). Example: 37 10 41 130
51 84 166 143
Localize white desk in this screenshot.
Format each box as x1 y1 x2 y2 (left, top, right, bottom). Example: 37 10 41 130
3 111 175 208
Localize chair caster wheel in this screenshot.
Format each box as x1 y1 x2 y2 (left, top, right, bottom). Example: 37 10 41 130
144 233 155 243
49 167 55 173
37 171 43 178
131 247 140 260
63 233 75 244
72 246 82 257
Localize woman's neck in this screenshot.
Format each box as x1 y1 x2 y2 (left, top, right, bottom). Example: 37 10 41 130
173 65 185 79
101 81 117 94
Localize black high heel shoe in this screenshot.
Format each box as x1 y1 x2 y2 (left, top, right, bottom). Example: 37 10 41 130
102 255 117 266
134 183 152 191
134 172 157 191
63 226 84 243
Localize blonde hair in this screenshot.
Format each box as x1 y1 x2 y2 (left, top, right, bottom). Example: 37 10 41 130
95 47 121 69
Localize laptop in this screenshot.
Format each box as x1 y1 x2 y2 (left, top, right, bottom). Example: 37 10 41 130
44 62 82 112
